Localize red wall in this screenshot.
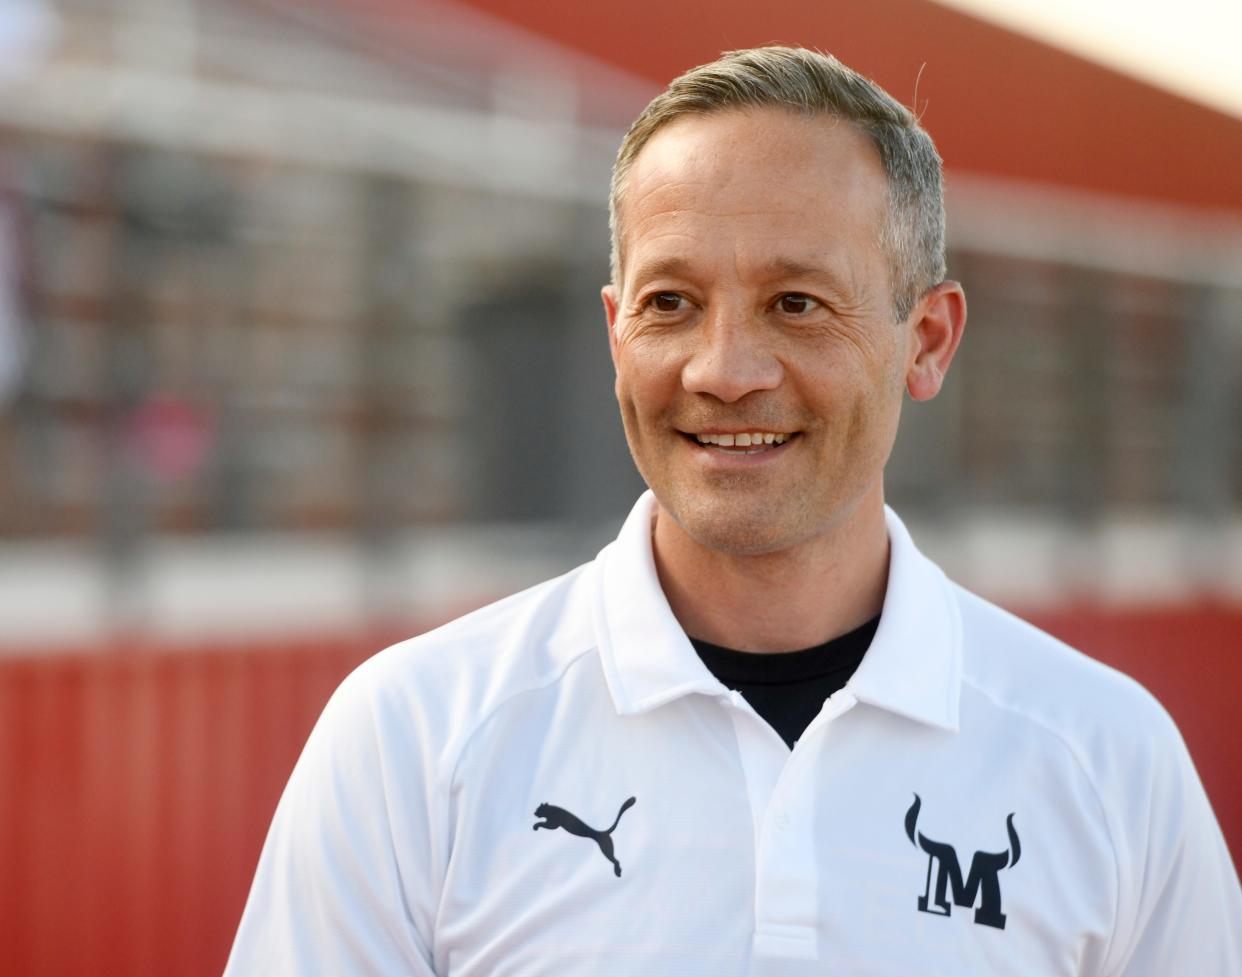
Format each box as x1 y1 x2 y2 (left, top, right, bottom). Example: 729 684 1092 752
2 607 1239 977
0 637 382 977
448 0 1242 216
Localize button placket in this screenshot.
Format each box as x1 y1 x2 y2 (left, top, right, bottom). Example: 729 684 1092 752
723 694 788 867
753 690 859 960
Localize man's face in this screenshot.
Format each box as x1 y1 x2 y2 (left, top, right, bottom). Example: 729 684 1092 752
603 108 915 557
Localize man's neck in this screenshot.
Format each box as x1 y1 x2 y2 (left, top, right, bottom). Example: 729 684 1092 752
651 492 890 653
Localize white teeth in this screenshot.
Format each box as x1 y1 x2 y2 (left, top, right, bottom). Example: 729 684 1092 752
693 431 792 448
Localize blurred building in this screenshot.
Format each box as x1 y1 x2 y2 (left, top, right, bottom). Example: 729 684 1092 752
0 0 658 643
1 0 1240 647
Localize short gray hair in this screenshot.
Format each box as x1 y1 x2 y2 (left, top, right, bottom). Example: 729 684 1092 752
609 46 946 320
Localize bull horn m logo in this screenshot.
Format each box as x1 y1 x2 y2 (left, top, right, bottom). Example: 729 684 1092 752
904 793 1021 930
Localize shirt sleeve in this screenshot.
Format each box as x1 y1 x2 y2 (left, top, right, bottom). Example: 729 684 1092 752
222 663 441 977
1102 714 1242 977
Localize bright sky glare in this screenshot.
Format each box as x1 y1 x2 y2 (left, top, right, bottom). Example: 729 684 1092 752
933 0 1242 119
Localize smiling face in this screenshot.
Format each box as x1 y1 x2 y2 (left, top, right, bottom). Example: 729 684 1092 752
603 108 915 557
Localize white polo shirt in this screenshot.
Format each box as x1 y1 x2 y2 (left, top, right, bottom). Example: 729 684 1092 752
225 492 1242 977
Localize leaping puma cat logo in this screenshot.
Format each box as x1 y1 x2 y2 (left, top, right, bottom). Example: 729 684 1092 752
532 796 637 877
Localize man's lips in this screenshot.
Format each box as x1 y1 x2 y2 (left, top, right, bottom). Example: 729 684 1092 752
693 430 792 447
678 429 801 455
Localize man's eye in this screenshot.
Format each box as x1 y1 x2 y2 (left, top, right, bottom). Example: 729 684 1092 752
777 294 818 315
650 292 684 312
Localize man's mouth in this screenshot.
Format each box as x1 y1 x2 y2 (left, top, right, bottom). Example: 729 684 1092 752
686 431 795 454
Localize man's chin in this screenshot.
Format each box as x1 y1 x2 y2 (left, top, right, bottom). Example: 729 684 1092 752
655 490 811 558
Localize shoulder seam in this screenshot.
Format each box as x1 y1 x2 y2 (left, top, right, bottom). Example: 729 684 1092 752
960 675 1123 972
440 641 601 791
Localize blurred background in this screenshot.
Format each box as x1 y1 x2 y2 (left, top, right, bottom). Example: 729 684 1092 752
1 0 1239 974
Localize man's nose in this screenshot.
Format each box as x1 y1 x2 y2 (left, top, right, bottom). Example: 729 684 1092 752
681 305 783 403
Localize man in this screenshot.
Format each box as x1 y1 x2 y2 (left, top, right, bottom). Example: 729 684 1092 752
225 47 1242 975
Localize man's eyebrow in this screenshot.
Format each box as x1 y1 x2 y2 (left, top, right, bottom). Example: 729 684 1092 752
633 256 830 280
628 256 695 284
758 256 846 286
627 255 855 298
760 256 858 301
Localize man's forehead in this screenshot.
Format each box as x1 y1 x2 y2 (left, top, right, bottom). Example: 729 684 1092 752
617 108 889 284
619 109 887 233
628 107 880 185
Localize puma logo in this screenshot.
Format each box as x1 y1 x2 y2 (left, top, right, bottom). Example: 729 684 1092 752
532 796 637 877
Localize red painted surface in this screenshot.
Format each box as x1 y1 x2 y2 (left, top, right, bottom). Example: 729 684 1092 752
0 635 390 977
2 607 1239 977
1026 604 1242 859
441 0 1242 215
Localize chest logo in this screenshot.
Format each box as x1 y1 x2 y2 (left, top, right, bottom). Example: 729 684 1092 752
533 796 637 877
904 793 1021 930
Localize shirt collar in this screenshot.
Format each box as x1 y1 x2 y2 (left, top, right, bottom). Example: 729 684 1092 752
593 492 724 714
592 491 961 731
846 506 962 731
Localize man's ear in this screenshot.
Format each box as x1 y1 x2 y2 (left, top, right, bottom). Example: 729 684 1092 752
905 281 967 401
601 284 621 370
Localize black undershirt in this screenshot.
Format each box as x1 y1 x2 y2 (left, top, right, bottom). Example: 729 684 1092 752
691 615 879 749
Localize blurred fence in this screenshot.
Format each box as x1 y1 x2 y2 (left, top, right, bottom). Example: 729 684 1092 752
3 1 1242 556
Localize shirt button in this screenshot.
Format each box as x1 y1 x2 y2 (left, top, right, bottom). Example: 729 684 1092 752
775 811 791 831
